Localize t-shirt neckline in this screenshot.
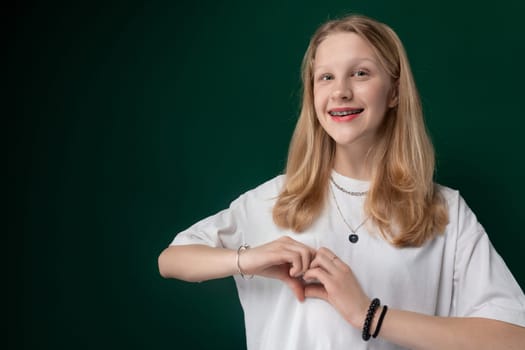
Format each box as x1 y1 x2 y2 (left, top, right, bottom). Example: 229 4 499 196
330 169 370 193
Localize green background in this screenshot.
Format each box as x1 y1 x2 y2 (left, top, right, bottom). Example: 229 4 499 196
9 0 525 349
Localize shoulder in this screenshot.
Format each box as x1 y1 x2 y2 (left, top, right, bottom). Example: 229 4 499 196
435 183 460 204
435 183 483 239
250 174 286 196
231 174 286 208
436 183 471 216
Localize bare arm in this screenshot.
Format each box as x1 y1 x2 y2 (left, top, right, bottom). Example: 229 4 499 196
158 237 317 299
303 247 525 349
379 309 525 350
158 244 237 282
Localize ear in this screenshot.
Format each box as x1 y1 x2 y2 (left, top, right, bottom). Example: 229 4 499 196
388 82 399 108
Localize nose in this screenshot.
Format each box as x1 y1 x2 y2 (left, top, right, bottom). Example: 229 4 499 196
332 79 352 100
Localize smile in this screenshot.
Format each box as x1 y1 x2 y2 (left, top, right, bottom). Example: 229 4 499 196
328 108 364 121
329 108 364 116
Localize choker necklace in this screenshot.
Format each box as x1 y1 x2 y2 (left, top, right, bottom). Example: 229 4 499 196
330 176 368 196
330 184 369 236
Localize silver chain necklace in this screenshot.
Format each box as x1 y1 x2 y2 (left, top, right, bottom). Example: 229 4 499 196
330 184 369 234
330 176 368 196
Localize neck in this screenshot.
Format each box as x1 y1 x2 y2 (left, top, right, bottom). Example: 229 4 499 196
333 145 373 180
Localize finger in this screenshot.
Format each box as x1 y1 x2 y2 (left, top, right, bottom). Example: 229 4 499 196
282 249 304 277
317 247 336 261
329 254 342 268
280 236 316 269
313 246 343 266
252 240 306 274
303 266 331 288
284 246 315 277
258 260 307 302
265 264 304 300
283 276 306 302
309 253 337 272
300 247 315 276
304 283 328 300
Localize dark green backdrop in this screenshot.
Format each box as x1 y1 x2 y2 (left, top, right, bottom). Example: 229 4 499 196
9 0 525 349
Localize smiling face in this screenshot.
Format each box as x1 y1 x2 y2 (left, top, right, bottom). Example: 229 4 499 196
313 32 396 164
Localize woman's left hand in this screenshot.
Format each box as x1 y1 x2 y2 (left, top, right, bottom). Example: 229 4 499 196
303 247 370 327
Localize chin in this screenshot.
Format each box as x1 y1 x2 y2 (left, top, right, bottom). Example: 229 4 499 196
330 133 360 146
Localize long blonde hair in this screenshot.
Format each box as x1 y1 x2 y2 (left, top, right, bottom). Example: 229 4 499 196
272 14 448 247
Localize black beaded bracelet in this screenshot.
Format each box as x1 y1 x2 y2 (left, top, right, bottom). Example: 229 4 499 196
362 298 381 341
372 305 388 338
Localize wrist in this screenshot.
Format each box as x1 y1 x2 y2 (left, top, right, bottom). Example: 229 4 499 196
362 298 381 341
368 305 383 336
371 305 388 338
236 244 254 279
350 297 368 326
360 298 389 341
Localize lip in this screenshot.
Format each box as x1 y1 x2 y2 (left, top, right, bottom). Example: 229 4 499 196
328 107 364 122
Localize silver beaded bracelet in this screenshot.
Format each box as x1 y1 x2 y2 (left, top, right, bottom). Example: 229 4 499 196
236 244 254 279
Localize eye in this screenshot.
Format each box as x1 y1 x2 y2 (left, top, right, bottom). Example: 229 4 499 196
352 69 369 78
319 73 334 81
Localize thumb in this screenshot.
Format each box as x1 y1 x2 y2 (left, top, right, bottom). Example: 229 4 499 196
304 283 328 300
282 276 306 302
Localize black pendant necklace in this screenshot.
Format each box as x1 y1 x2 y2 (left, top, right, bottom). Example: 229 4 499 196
330 183 368 243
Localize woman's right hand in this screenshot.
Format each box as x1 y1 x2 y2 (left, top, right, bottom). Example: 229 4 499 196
238 236 316 301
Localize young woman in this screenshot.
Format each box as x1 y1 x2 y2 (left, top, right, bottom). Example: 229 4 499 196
158 14 525 349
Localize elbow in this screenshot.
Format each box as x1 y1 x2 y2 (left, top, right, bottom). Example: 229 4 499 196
158 248 175 279
157 246 200 282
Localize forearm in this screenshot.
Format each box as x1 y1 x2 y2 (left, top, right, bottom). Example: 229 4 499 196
377 308 525 350
158 244 237 282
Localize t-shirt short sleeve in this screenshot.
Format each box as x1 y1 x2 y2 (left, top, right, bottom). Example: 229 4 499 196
170 195 246 250
169 175 284 251
452 195 525 326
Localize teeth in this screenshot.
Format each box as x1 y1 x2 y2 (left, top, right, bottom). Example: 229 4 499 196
329 109 363 116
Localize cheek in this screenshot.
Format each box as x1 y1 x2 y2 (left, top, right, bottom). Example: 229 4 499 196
313 88 327 111
366 86 391 110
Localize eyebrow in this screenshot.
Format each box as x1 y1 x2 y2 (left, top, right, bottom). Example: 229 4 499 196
313 57 379 73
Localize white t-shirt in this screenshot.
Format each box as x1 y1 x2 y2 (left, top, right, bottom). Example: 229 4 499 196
171 171 525 350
